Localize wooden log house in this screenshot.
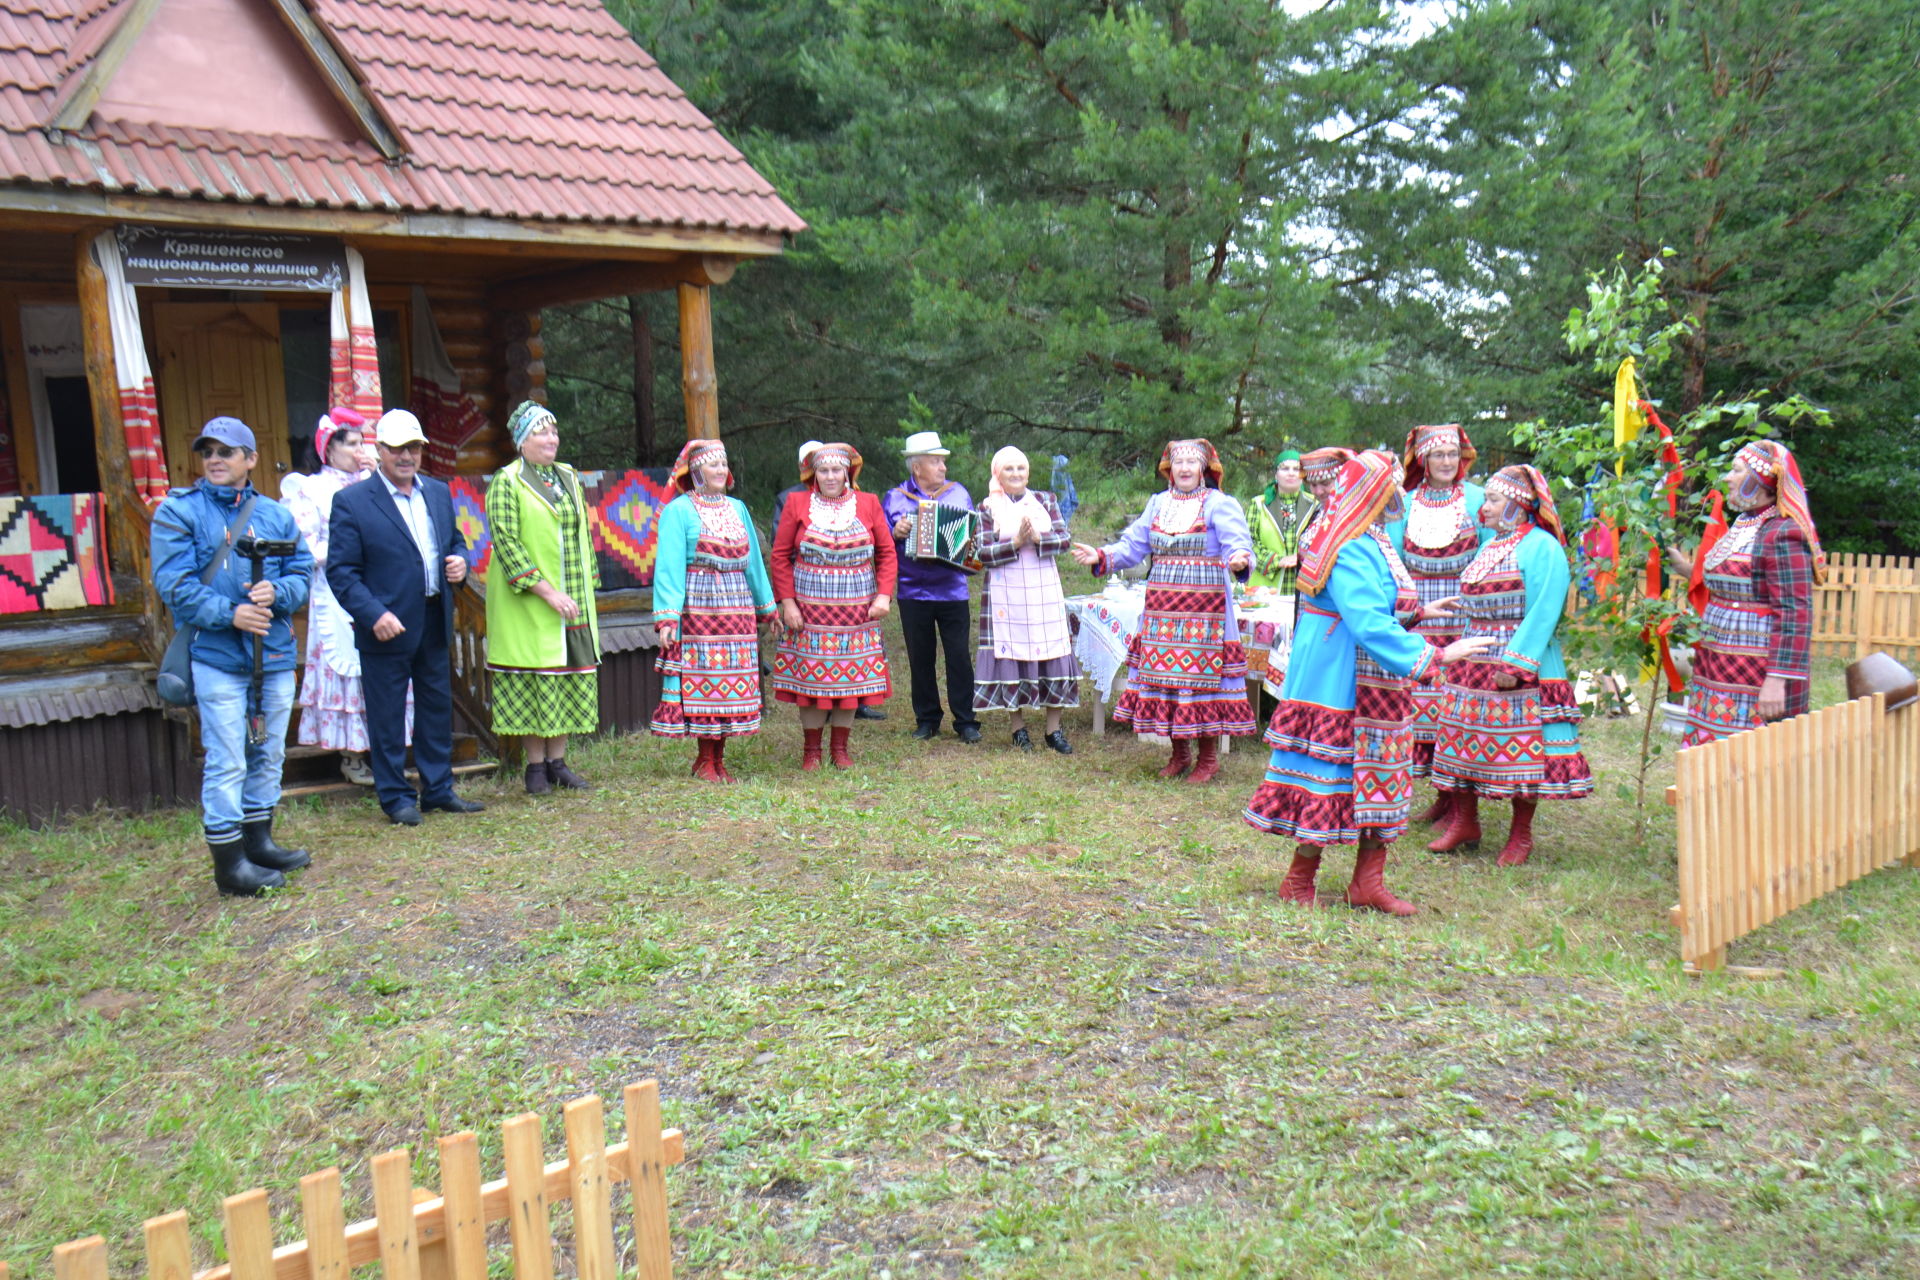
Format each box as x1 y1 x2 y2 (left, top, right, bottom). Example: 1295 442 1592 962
0 0 804 824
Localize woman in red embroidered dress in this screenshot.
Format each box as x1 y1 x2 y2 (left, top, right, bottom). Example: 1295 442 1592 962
1428 465 1593 867
769 443 897 770
1387 424 1491 830
1070 439 1257 784
1671 440 1824 743
650 439 778 784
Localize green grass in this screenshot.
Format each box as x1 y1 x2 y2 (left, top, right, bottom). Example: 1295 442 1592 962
3 653 1918 1279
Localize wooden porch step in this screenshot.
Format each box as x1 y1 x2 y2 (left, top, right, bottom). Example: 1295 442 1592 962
282 759 497 802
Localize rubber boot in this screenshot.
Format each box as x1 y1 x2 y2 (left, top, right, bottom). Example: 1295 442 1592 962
829 725 854 769
1427 788 1482 852
1186 735 1222 784
1497 798 1538 867
711 737 737 785
1343 842 1417 917
1277 845 1321 906
526 761 553 794
1412 788 1454 827
801 727 824 772
691 740 721 782
1158 738 1192 779
211 837 284 897
240 817 310 872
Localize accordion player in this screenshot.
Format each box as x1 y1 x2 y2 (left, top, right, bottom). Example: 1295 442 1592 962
904 499 982 574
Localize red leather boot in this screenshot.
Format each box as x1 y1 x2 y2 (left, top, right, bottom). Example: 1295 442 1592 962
1343 842 1418 916
800 727 824 772
1427 787 1482 852
1158 738 1192 779
1497 798 1537 867
1277 845 1321 906
1413 788 1454 826
1186 735 1222 784
829 725 854 769
711 736 737 784
692 738 723 783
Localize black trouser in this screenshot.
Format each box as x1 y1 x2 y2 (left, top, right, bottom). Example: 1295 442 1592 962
898 598 978 731
362 603 454 813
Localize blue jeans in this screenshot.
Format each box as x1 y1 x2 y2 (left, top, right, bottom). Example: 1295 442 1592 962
194 662 294 842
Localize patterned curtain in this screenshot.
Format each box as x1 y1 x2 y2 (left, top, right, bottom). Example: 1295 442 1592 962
328 247 383 420
87 232 170 504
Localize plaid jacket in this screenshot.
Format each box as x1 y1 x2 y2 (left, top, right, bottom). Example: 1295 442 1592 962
1753 517 1815 682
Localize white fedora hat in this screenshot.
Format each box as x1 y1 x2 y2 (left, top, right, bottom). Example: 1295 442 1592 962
901 430 950 458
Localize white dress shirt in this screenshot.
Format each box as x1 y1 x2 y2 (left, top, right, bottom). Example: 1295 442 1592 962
376 469 439 598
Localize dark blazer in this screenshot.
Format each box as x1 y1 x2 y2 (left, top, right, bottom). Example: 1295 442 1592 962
326 472 470 657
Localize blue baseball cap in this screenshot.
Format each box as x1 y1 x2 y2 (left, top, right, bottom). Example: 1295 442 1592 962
193 416 256 452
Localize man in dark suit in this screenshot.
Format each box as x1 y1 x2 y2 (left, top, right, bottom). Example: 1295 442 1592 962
326 409 486 825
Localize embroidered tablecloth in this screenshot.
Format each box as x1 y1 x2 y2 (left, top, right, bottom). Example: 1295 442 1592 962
1064 586 1295 700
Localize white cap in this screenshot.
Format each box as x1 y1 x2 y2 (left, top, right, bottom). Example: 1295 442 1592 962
901 430 949 458
797 438 824 467
375 409 428 447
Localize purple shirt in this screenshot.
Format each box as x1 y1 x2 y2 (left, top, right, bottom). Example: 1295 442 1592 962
882 477 976 601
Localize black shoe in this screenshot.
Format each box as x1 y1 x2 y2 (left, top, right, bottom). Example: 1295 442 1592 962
1012 727 1034 752
524 763 552 795
912 723 939 741
210 837 285 897
421 794 486 814
1044 730 1074 755
240 816 311 872
546 759 591 790
387 804 424 826
855 705 887 720
956 724 983 744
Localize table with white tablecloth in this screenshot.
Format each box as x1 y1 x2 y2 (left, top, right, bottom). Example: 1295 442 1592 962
1063 584 1295 737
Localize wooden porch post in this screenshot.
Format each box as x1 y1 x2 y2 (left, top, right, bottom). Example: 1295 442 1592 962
74 231 167 661
676 282 718 441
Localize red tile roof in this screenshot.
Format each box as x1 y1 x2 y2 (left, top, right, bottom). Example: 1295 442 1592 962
0 0 805 240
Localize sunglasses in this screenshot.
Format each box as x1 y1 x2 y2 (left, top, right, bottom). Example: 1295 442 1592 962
195 444 245 460
381 442 425 454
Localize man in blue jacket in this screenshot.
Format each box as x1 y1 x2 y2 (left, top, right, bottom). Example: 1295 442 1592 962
326 409 482 825
150 416 314 896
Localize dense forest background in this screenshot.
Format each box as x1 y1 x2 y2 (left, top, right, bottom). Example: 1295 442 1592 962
545 0 1919 553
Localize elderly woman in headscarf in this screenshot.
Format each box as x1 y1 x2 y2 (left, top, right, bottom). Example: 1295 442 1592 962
285 406 392 785
1243 450 1491 915
1299 447 1354 511
486 401 602 794
1428 465 1593 866
1669 440 1825 743
650 437 777 783
1387 424 1491 830
973 446 1081 753
1247 450 1315 593
1070 438 1256 783
770 442 896 770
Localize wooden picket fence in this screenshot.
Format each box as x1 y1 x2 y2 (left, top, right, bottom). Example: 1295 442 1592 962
1670 694 1920 971
1813 553 1920 660
9 1081 684 1280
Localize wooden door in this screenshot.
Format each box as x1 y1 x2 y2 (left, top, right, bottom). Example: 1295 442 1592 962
151 302 291 499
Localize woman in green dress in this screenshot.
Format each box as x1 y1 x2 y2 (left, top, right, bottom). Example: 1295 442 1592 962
486 401 601 794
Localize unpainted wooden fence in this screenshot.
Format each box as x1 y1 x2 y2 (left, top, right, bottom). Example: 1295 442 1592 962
7 1081 683 1280
1671 694 1920 970
1813 553 1920 660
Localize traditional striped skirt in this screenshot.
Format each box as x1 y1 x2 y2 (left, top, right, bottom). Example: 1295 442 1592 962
1113 540 1255 739
771 525 890 708
651 535 764 738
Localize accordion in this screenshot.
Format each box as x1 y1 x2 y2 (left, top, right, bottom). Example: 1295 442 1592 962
905 500 982 573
